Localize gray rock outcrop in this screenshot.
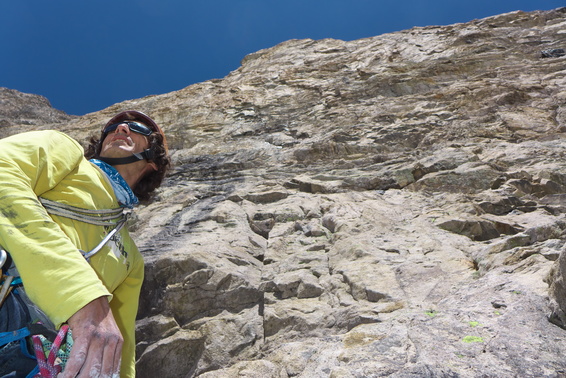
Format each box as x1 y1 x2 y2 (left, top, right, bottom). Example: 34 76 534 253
2 7 566 378
0 87 74 131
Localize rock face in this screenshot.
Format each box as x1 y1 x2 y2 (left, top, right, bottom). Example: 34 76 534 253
2 7 566 378
0 87 75 131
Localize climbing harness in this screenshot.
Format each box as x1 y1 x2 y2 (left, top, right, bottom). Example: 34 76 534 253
1 263 58 377
1 259 72 378
1 198 131 377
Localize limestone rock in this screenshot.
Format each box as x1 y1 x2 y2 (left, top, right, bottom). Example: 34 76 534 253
0 87 74 136
548 244 566 328
3 6 566 378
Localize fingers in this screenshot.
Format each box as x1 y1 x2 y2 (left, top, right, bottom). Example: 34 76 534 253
60 328 123 377
61 339 88 377
97 329 122 377
60 297 123 377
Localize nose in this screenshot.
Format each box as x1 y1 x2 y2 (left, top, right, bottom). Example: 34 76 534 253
115 122 132 135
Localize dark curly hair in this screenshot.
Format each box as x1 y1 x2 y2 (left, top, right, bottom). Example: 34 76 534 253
85 131 171 201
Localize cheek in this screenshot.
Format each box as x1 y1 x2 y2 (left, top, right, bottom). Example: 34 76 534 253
100 136 111 150
136 136 151 150
101 139 116 151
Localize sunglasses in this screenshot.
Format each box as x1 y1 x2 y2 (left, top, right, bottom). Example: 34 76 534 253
103 121 153 136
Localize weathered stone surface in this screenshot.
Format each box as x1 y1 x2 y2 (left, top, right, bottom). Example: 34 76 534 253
0 87 74 133
3 7 566 378
548 243 566 329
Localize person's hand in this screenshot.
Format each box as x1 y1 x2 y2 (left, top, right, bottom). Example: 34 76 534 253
60 297 123 377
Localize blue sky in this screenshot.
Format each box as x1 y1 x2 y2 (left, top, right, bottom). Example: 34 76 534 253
1 1 564 116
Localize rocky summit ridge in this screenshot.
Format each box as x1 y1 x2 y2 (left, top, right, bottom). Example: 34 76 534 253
2 7 566 378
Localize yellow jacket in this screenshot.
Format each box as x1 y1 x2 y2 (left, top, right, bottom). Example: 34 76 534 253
0 130 143 377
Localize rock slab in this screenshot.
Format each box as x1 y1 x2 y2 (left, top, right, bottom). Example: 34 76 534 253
2 7 566 378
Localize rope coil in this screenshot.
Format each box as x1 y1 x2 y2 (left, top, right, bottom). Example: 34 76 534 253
39 198 124 226
39 197 131 260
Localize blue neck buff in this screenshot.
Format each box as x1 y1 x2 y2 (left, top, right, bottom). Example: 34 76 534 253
90 159 139 208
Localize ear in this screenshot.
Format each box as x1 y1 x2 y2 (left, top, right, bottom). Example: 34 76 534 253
141 162 158 177
146 162 158 173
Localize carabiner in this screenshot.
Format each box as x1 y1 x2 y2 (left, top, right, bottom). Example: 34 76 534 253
0 249 6 271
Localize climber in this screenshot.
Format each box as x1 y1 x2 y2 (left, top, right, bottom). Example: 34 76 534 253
0 110 171 377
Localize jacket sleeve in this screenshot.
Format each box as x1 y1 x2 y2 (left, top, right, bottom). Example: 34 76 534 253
0 130 110 327
110 251 144 378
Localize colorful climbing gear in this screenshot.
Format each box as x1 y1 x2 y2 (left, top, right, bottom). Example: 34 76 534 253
31 325 73 378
